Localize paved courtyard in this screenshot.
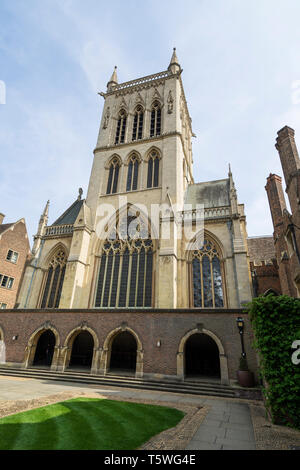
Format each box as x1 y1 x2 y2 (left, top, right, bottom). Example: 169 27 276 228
0 374 260 450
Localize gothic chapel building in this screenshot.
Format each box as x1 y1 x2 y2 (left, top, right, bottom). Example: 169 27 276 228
1 50 258 386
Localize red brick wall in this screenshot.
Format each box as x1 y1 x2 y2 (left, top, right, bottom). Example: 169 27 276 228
0 221 31 308
0 309 259 382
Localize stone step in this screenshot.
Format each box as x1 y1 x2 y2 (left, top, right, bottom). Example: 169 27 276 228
0 366 238 398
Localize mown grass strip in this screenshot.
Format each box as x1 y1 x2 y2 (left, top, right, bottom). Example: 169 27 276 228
0 398 184 450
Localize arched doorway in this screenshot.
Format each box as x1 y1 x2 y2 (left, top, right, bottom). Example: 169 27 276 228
185 333 221 381
68 331 94 370
109 331 137 374
33 330 56 367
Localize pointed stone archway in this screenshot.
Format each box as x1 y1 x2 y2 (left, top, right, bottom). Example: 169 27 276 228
60 325 100 374
177 328 229 385
99 326 143 378
23 323 60 370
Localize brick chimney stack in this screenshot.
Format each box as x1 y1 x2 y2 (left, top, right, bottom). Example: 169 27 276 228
265 174 287 230
275 126 300 217
0 213 5 225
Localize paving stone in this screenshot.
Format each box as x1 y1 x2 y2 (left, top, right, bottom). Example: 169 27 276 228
225 428 255 441
216 437 256 450
202 418 222 427
193 425 226 440
221 442 256 450
228 415 253 425
186 442 222 450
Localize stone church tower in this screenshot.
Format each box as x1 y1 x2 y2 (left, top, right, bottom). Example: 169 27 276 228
17 50 252 311
3 50 261 386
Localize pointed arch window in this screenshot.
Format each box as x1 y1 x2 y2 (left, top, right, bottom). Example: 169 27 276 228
115 109 127 144
150 101 161 137
107 157 120 194
41 249 67 308
95 207 154 308
147 150 160 188
132 105 144 141
192 239 224 308
126 154 139 192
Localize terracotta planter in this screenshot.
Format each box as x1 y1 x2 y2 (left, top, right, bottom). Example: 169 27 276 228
237 370 254 388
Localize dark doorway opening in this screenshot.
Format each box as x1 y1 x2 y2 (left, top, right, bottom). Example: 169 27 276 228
33 330 55 367
69 331 94 369
185 333 220 379
110 331 137 373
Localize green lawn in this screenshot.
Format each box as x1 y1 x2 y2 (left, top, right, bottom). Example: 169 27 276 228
0 398 184 450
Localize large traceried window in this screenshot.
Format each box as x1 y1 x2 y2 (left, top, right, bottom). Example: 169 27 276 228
106 157 120 194
41 249 67 308
150 101 161 137
147 150 160 188
192 239 224 308
126 154 139 191
132 105 144 141
95 207 154 308
115 109 127 144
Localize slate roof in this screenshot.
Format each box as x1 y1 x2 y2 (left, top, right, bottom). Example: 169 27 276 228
184 179 230 209
0 223 14 235
51 199 84 226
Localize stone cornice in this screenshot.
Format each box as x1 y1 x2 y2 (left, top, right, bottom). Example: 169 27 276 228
100 70 177 98
6 307 249 314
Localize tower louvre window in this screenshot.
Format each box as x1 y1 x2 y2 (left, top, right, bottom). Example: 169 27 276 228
192 239 224 308
132 106 144 141
95 208 154 308
115 109 127 144
40 249 67 309
147 150 160 188
106 158 120 194
150 101 161 137
126 154 139 191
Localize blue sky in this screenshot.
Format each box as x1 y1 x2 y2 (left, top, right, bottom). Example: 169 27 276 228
1 0 300 244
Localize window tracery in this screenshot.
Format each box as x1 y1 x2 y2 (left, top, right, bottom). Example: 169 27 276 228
115 109 127 144
41 249 67 308
150 101 161 137
147 150 160 188
107 157 120 194
192 239 224 308
95 207 153 308
132 105 144 141
126 154 139 192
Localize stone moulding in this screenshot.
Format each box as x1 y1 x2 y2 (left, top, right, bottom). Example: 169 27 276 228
4 308 249 314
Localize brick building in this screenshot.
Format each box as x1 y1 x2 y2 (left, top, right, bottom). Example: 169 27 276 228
247 236 281 297
265 126 300 297
0 214 30 309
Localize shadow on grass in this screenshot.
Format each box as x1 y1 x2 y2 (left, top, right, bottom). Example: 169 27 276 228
0 398 184 450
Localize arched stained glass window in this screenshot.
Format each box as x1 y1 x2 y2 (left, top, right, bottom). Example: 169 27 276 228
150 101 161 137
132 106 144 141
41 249 67 309
115 109 127 144
107 157 120 194
95 207 154 308
147 150 160 188
126 154 139 191
192 239 224 308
